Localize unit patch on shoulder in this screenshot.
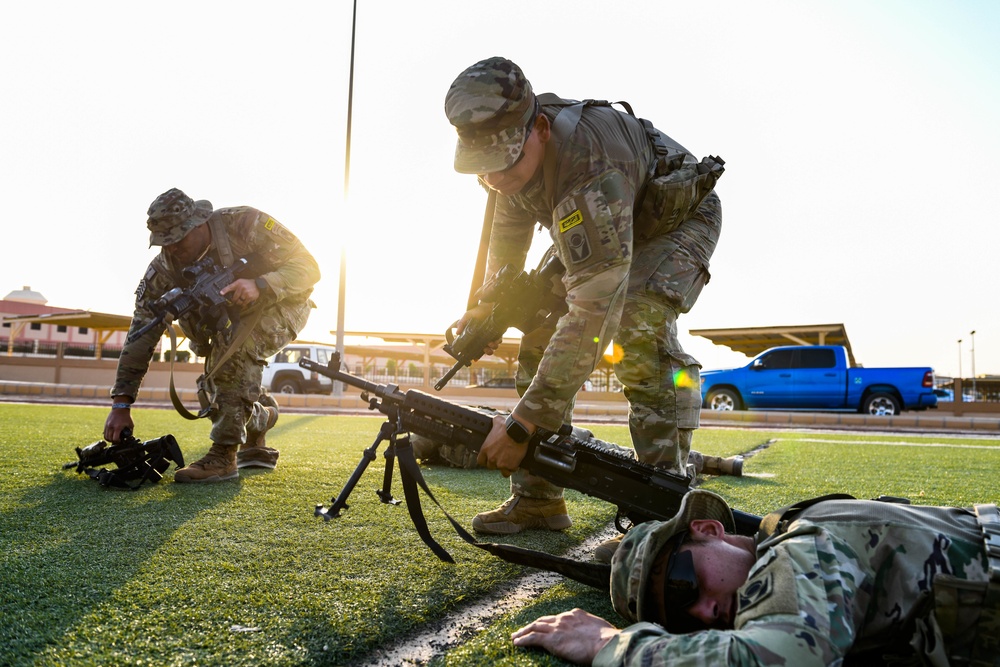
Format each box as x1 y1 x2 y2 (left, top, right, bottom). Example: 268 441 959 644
736 548 799 623
264 217 277 231
566 228 592 264
558 209 584 233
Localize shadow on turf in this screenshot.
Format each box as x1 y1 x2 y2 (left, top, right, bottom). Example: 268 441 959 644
0 472 240 664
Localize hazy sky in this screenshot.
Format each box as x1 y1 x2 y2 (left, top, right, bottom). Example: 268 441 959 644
2 1 998 378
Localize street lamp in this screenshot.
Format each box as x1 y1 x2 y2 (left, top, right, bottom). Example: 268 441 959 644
957 338 963 379
970 330 977 400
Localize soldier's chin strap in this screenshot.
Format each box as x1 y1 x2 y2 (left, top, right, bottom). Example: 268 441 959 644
390 434 611 590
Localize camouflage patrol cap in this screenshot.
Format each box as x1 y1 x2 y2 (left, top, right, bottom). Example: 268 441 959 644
444 57 537 174
610 490 736 624
146 188 213 246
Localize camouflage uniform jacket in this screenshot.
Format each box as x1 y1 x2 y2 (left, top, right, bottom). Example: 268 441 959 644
112 207 320 400
488 99 704 430
596 499 992 666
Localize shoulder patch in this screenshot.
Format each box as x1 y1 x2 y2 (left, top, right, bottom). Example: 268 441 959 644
558 209 584 233
737 548 799 623
258 214 295 243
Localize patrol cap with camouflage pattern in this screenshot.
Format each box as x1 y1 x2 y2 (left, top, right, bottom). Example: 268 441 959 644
444 56 537 175
610 489 736 625
146 188 213 246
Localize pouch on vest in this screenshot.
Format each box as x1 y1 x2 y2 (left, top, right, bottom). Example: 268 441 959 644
635 152 725 242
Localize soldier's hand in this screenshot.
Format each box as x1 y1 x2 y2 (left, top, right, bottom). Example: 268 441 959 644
456 303 501 355
477 414 529 476
220 278 260 307
512 608 620 665
104 407 134 443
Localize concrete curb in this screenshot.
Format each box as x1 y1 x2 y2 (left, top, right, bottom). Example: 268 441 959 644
2 380 997 434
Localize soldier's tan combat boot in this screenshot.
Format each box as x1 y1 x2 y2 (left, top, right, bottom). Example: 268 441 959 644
688 451 744 477
174 443 238 483
472 495 573 535
593 534 623 564
238 405 280 469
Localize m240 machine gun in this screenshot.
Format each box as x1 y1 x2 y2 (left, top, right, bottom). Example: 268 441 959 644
301 352 761 574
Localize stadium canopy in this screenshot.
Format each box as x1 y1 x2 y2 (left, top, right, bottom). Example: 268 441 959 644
689 323 857 366
1 311 181 359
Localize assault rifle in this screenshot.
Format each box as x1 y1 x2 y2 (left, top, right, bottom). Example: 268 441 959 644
63 428 185 489
301 353 761 549
434 256 567 390
126 255 260 343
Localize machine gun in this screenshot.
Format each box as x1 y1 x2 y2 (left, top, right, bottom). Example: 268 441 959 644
63 428 185 489
301 353 761 566
126 255 260 343
434 256 567 390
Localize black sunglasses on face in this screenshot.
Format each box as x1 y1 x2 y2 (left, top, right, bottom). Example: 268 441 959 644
657 531 707 633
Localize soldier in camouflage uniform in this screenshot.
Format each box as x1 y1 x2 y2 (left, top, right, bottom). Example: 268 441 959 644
444 57 723 536
511 489 1000 666
103 188 320 483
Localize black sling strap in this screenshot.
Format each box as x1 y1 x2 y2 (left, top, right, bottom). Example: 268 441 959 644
392 437 612 590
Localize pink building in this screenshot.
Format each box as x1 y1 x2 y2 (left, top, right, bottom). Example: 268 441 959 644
1 286 130 355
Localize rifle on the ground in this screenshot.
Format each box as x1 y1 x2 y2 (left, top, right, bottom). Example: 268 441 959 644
301 353 761 562
63 428 185 489
126 255 261 343
434 256 567 390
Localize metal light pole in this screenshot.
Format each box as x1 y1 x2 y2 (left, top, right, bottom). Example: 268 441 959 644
957 339 962 379
334 0 358 395
970 330 977 400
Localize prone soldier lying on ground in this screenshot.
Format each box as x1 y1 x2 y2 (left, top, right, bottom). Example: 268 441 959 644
510 490 1000 666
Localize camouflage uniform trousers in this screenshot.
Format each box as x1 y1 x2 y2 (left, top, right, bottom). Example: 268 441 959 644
511 193 722 499
203 301 311 446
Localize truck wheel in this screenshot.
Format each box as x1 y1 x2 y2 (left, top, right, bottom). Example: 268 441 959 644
274 377 301 394
863 392 900 416
707 388 741 411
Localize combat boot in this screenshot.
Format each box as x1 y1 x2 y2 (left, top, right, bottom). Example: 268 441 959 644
593 534 623 564
238 405 280 469
688 451 744 477
472 495 573 535
700 454 743 477
174 443 238 483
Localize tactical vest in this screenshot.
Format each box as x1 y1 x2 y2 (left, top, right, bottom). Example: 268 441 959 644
758 495 1000 667
537 93 725 241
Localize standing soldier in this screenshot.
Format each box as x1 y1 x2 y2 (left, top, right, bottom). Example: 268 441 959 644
444 57 724 551
104 188 320 483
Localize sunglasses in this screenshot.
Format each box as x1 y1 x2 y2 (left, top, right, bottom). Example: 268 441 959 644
657 531 706 633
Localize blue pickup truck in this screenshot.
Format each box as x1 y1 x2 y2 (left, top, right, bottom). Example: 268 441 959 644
701 345 937 415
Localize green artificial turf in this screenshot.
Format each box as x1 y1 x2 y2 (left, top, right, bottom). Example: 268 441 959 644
0 403 997 666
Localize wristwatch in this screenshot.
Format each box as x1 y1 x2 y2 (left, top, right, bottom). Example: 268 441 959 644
504 414 531 444
254 277 269 294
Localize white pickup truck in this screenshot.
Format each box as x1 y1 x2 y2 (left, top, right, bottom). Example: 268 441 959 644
261 343 337 394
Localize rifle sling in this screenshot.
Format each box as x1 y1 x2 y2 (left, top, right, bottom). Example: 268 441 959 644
394 439 612 590
166 307 265 420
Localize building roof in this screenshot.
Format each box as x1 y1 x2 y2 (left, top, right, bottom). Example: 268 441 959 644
3 286 47 304
689 323 857 366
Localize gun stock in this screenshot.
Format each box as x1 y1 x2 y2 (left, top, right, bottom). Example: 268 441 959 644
301 353 760 535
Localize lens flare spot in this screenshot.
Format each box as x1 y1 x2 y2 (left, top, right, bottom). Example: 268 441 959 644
674 368 697 389
603 342 624 364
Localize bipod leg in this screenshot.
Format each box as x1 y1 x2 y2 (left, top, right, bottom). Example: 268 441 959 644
376 429 404 506
315 420 395 520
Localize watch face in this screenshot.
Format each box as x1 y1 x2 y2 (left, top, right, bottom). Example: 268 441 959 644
505 415 530 443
